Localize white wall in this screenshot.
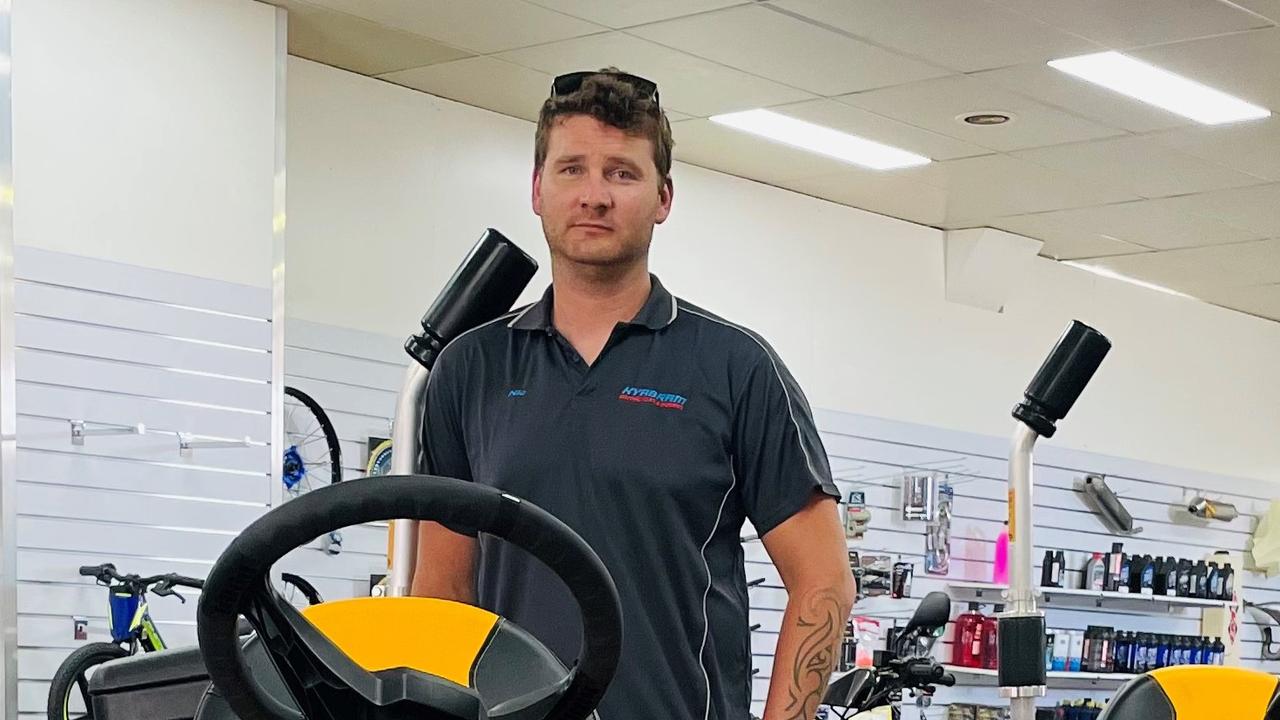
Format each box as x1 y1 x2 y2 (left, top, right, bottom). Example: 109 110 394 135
285 58 1280 484
12 0 278 288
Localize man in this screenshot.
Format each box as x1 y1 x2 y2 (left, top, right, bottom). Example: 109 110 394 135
412 68 856 720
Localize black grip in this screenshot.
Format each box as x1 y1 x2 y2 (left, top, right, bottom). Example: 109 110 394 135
997 615 1047 688
903 660 943 685
1012 320 1111 438
198 475 621 720
171 574 204 589
78 565 101 576
938 673 956 687
405 229 538 370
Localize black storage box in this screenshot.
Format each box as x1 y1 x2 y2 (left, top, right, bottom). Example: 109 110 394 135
88 646 210 720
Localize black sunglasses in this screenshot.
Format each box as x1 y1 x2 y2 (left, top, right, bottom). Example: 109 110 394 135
551 71 660 107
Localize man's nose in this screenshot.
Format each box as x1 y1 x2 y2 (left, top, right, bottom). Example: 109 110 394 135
578 173 612 209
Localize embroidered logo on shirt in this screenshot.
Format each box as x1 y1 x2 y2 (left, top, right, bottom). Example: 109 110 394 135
618 386 686 411
508 389 527 398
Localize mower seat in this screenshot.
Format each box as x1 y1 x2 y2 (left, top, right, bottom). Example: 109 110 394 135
1100 666 1280 720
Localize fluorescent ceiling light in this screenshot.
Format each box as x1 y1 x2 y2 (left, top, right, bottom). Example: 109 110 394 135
709 109 932 170
1048 51 1270 125
1061 259 1194 299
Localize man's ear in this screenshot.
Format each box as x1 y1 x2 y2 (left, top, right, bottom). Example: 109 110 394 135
531 166 543 216
655 176 674 224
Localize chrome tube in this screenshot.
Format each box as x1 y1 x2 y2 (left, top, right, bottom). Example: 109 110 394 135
385 362 430 597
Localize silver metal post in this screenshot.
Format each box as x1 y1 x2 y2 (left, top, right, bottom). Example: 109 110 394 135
1008 423 1038 615
385 362 430 597
1005 422 1044 720
267 6 287 518
0 2 18 713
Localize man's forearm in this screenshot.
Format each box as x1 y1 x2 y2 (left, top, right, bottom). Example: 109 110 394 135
762 584 854 720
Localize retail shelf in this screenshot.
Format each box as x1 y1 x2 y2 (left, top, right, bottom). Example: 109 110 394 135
943 665 1135 690
946 581 1235 613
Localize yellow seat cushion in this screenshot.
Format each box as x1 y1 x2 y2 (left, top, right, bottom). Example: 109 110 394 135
1149 666 1278 719
300 597 500 688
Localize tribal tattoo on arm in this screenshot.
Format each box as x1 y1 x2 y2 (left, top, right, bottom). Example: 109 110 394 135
781 588 846 720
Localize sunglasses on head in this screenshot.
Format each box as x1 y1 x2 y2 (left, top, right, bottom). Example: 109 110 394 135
551 71 660 106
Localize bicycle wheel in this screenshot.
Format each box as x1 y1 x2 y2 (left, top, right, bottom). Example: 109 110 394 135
282 386 342 500
279 572 324 609
46 642 130 720
366 438 393 477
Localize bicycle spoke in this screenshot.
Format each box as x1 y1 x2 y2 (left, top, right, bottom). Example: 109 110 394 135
292 423 324 446
298 434 329 449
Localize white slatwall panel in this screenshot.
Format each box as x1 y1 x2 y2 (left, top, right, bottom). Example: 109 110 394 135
279 318 406 598
12 246 273 718
747 410 1280 718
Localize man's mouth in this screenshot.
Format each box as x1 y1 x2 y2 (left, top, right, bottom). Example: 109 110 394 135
572 223 613 231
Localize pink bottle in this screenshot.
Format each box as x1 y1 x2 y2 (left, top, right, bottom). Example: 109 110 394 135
993 521 1010 585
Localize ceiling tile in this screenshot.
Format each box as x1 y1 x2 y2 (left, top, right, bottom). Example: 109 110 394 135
768 0 1101 73
670 118 871 183
991 0 1270 48
280 1 472 76
497 32 814 117
1130 27 1280 112
1196 283 1280 321
1011 135 1265 199
1151 116 1280 182
1155 183 1280 237
1019 199 1266 250
837 75 1126 152
298 0 608 54
991 213 1154 260
379 57 554 123
1233 0 1280 23
627 4 950 96
973 63 1193 134
778 171 950 227
1179 238 1280 285
1084 239 1280 293
523 0 743 29
767 99 991 162
909 155 1140 227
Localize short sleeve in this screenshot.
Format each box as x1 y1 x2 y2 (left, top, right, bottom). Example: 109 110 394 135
418 346 479 538
419 346 473 484
731 343 839 538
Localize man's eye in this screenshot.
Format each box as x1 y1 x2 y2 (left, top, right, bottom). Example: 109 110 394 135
612 169 637 180
562 166 582 175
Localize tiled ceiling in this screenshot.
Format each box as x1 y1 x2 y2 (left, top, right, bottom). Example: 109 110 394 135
268 0 1280 323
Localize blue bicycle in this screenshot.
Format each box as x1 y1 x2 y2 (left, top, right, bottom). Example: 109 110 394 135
47 563 321 720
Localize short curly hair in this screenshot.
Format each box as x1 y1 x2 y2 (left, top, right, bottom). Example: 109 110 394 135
534 67 674 187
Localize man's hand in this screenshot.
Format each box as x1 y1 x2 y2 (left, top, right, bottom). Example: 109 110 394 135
760 494 856 720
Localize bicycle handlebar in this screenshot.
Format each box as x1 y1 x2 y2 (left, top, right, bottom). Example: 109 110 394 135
79 564 205 593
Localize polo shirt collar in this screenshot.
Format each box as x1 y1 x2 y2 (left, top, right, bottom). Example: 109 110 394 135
508 274 678 332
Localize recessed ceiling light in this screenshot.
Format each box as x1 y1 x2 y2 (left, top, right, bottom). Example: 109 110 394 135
960 112 1013 126
709 109 932 170
1048 51 1271 125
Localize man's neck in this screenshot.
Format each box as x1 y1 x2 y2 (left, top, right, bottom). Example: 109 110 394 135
550 261 651 364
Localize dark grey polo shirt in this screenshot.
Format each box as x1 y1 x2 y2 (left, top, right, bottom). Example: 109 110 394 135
421 275 838 720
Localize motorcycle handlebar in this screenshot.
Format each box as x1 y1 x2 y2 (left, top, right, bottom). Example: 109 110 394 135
900 658 946 687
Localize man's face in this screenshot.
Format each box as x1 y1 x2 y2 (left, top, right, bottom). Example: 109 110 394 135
533 114 673 270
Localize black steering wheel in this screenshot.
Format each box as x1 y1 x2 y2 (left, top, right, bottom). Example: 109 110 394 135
196 474 622 720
